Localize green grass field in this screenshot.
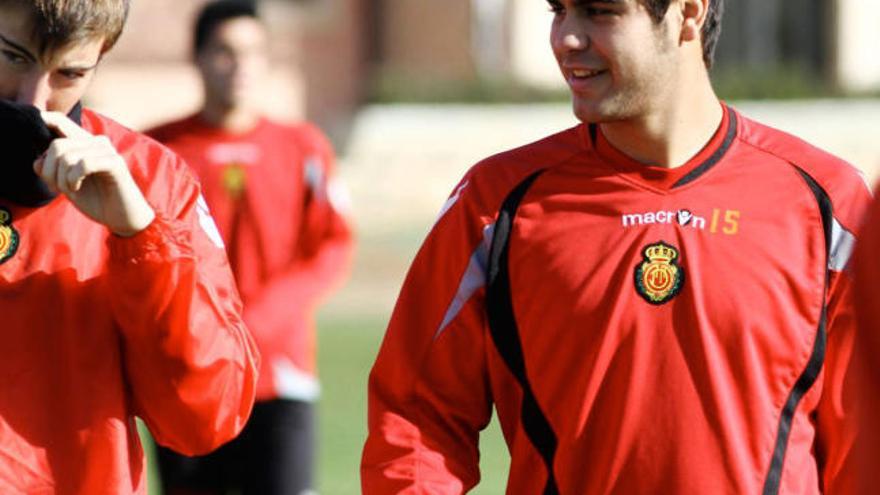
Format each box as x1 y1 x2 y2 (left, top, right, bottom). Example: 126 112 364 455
143 314 511 494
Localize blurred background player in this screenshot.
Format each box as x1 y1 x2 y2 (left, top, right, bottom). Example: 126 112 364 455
361 0 872 493
0 0 260 493
149 1 353 494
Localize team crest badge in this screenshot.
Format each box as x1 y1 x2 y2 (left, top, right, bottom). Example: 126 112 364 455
0 207 19 265
221 163 247 199
634 241 684 305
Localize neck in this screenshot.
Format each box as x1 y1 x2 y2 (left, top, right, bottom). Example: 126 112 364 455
599 70 722 169
199 101 260 133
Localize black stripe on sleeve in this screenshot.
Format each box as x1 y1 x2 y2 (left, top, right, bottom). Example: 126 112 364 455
485 169 559 495
761 168 833 495
761 308 827 495
794 169 834 256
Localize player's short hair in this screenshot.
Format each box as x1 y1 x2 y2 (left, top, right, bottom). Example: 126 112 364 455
193 0 259 55
0 0 129 55
643 0 725 68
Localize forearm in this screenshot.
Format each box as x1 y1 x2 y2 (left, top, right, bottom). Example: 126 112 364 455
108 214 260 454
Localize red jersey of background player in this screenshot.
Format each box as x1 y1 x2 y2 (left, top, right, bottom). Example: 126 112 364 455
150 115 353 402
361 105 871 493
0 109 260 494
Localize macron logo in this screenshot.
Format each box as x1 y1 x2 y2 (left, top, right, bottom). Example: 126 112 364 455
622 209 706 229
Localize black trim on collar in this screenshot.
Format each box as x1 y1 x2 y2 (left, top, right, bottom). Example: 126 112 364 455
588 123 598 145
67 102 83 125
672 107 738 188
486 169 560 495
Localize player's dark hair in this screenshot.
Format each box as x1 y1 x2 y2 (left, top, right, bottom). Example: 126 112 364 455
642 0 724 68
0 0 130 55
193 0 258 55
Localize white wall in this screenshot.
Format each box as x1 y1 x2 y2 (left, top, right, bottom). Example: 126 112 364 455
835 0 880 91
508 0 566 89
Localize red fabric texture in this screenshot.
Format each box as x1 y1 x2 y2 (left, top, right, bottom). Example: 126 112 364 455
149 115 353 401
0 109 260 494
852 184 880 495
362 106 871 494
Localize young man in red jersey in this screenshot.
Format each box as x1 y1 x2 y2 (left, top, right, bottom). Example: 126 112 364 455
362 0 871 493
0 0 261 493
149 1 353 493
852 190 880 495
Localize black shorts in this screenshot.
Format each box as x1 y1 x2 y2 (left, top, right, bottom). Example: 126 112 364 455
157 399 316 495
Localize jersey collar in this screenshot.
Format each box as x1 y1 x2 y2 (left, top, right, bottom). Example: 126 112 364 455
585 103 738 191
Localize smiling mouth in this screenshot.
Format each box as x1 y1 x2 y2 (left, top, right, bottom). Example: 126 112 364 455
571 69 606 79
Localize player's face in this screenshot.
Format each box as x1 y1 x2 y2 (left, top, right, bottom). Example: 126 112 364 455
0 5 103 113
549 0 680 123
196 17 269 110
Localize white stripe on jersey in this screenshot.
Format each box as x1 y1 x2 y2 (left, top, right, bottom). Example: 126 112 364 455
830 217 856 272
435 222 494 340
434 181 470 226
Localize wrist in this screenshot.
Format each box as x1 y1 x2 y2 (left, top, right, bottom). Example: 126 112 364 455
112 205 156 238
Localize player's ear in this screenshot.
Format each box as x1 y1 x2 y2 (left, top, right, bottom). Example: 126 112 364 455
679 0 708 43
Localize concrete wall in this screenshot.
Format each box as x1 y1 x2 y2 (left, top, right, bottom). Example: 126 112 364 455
834 0 880 92
376 0 475 84
508 0 563 89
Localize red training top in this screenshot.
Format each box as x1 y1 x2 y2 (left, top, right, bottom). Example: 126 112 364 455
150 115 353 402
362 105 871 494
851 181 880 495
0 109 260 494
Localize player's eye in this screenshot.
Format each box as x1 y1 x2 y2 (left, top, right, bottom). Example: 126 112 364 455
1 49 29 67
585 6 614 16
573 0 619 17
547 0 565 15
58 69 87 81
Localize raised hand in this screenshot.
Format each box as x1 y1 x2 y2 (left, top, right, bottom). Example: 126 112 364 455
35 111 155 237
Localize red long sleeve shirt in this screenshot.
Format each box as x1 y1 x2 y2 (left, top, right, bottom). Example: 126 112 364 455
852 182 880 495
0 109 260 494
150 116 353 402
362 105 871 494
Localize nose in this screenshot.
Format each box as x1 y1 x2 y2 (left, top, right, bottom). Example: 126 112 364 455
551 14 590 53
16 71 52 110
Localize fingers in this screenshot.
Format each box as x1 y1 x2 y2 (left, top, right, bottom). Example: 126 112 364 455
40 111 90 139
35 136 121 195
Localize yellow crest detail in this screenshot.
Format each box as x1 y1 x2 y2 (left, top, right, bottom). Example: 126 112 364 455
0 207 19 265
222 163 247 199
634 241 684 305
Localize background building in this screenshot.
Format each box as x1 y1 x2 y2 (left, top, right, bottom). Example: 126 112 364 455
89 0 879 143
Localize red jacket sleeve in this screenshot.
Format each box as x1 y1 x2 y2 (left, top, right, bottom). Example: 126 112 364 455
362 171 504 493
243 126 353 339
106 152 260 456
811 174 872 493
853 186 880 494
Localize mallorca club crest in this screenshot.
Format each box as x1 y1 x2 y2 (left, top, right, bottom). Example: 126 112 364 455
221 163 247 199
634 241 684 305
0 207 19 265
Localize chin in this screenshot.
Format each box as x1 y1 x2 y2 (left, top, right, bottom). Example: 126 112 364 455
572 100 608 124
572 96 634 125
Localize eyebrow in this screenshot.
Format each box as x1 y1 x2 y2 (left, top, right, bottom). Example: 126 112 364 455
61 61 100 73
0 33 100 72
0 34 37 63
